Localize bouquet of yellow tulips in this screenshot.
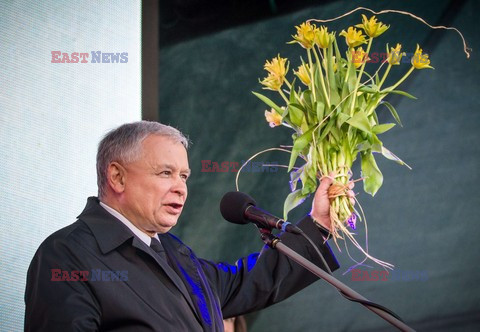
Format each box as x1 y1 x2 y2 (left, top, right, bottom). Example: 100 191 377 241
253 15 433 265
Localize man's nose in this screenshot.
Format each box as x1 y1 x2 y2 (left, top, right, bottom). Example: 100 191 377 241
171 176 187 196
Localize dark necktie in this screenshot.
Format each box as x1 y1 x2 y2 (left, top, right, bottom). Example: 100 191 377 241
150 237 169 264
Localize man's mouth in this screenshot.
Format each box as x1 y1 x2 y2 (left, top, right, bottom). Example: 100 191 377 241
166 203 183 209
164 203 183 214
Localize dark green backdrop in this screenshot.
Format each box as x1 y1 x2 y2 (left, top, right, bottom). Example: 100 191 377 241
158 0 480 330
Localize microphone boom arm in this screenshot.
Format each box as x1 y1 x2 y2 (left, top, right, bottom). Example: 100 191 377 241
258 230 415 332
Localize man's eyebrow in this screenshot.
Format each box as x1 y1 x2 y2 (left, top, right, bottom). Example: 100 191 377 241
154 164 191 175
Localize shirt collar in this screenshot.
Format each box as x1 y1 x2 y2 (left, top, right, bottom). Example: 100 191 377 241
99 201 159 246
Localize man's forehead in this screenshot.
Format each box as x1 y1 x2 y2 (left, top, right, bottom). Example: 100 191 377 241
143 134 186 147
140 135 188 153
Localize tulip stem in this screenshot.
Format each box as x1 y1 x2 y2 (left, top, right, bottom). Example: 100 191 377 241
284 78 292 89
278 89 290 104
364 66 415 117
378 63 392 90
350 38 373 116
313 47 331 107
382 66 414 92
284 78 297 101
316 142 327 176
307 49 317 102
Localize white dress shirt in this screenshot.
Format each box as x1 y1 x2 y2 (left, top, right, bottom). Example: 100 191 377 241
99 201 159 246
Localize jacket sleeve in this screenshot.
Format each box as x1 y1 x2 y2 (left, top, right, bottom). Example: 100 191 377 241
200 214 339 318
24 236 101 332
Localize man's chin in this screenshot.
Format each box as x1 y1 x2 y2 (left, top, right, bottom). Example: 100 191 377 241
156 218 179 232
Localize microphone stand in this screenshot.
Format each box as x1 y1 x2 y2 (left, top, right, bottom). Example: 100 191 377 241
258 229 415 332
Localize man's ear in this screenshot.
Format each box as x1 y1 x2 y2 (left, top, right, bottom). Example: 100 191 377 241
107 162 126 194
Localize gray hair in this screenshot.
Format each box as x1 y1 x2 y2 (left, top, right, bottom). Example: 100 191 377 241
96 121 189 198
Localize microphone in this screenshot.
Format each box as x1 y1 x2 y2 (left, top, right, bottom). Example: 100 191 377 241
220 191 302 234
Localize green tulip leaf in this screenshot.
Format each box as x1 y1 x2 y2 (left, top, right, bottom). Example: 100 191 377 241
359 85 378 94
316 101 325 121
288 103 305 127
327 46 340 105
361 151 383 196
346 111 372 133
252 91 283 115
367 133 383 153
319 118 335 141
289 165 304 191
389 89 417 100
372 123 396 134
283 189 308 220
288 126 315 171
337 112 350 127
301 176 317 196
380 101 402 126
329 126 341 143
356 140 371 152
381 146 412 169
289 79 297 103
347 61 357 93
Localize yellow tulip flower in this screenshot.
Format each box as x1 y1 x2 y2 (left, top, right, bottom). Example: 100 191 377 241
339 27 367 48
411 44 434 69
355 14 389 38
264 109 283 127
314 26 333 49
352 46 369 69
264 54 288 78
387 43 405 65
294 63 311 86
291 22 317 49
261 55 288 90
260 73 284 91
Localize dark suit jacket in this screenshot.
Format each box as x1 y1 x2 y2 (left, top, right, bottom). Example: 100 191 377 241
25 197 339 331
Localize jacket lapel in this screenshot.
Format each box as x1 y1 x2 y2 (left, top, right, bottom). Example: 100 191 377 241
130 237 198 317
78 197 202 324
161 233 222 331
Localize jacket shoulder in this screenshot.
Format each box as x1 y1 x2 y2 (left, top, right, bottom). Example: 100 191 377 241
32 220 96 259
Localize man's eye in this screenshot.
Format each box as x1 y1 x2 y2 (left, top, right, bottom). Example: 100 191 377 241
157 171 171 176
180 174 189 180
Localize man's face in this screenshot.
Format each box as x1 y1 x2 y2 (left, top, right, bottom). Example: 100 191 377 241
118 135 190 234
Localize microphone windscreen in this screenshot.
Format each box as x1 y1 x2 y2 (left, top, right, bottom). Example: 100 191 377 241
220 191 257 225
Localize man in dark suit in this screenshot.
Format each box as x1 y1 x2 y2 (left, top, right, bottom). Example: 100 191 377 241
25 121 345 331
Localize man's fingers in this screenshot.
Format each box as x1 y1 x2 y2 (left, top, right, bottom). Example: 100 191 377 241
318 172 335 192
318 173 357 206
